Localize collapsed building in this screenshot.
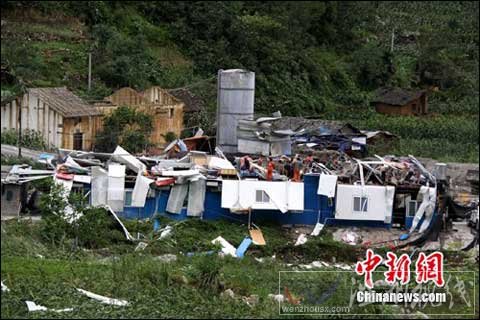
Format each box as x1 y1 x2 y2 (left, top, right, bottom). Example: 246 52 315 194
1 69 478 251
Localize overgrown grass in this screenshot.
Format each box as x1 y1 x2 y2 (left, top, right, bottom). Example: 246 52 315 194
2 217 479 318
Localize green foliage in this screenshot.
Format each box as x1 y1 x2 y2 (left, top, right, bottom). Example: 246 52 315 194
161 131 177 143
38 178 127 249
1 1 478 162
189 255 223 291
95 105 153 153
39 181 72 246
350 44 395 90
76 207 127 249
0 129 50 150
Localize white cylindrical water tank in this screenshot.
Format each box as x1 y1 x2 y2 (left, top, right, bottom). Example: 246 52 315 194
216 69 255 154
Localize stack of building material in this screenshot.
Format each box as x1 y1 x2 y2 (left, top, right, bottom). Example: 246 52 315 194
237 118 292 156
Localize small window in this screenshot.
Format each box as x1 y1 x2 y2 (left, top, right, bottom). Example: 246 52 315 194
255 190 270 203
168 108 174 118
353 196 368 212
124 190 133 206
406 200 418 217
6 190 13 201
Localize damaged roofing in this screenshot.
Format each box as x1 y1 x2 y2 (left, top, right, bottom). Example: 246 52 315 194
168 88 204 112
28 87 101 117
371 87 426 106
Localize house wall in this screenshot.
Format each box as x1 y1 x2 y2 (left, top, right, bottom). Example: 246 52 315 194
220 180 304 211
374 97 427 116
62 115 103 150
1 92 64 148
104 87 146 106
335 184 395 223
96 87 184 146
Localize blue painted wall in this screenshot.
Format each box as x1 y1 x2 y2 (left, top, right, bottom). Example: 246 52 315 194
114 174 392 228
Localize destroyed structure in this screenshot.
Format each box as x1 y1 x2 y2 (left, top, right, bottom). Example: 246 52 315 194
94 86 185 149
1 87 102 150
1 69 478 252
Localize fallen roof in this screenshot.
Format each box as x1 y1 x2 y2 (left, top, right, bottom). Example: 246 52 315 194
28 87 101 117
371 87 426 106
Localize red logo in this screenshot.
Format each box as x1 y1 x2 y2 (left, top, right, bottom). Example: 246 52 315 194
356 250 444 288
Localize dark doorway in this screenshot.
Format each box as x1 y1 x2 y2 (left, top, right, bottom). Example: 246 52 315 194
73 132 83 150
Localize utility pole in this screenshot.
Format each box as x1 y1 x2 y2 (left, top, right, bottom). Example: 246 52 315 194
17 96 22 158
88 52 92 91
390 29 395 52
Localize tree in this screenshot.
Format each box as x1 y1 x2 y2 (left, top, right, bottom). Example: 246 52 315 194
94 105 153 153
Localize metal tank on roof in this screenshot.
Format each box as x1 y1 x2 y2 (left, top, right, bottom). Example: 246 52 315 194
216 69 255 154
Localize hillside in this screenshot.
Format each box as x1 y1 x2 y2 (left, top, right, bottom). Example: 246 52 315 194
1 1 478 162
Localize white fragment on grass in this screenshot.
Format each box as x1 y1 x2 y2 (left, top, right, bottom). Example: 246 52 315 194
1 281 10 292
311 222 325 236
158 226 173 240
211 236 237 257
35 254 45 259
134 242 148 251
334 263 352 270
25 301 73 313
220 289 235 299
294 233 308 246
268 294 285 303
76 288 129 306
154 254 177 263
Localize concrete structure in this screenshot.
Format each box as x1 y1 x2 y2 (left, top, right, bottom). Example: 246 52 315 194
1 87 102 150
216 69 255 153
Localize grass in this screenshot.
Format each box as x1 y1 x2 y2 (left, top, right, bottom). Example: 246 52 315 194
1 218 478 318
322 105 479 163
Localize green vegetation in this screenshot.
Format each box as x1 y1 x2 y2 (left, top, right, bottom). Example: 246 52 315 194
2 216 478 318
1 129 51 151
0 1 478 162
95 105 153 153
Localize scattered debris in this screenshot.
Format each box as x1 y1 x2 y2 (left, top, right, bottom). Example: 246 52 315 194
1 281 10 292
25 301 73 313
311 222 325 236
249 228 266 245
268 294 285 303
76 288 129 306
154 254 177 263
134 242 148 252
341 231 359 245
235 237 252 258
294 233 308 246
242 294 259 308
158 226 173 240
220 289 235 300
212 236 237 258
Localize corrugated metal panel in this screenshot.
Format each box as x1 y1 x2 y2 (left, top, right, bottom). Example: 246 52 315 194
216 69 255 153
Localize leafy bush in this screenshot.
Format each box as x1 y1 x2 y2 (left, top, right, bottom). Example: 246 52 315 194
161 131 177 143
39 179 128 249
0 128 50 150
39 181 72 246
190 255 223 291
95 105 153 153
76 207 127 249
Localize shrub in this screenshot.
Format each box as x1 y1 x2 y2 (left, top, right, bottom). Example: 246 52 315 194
0 128 50 150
